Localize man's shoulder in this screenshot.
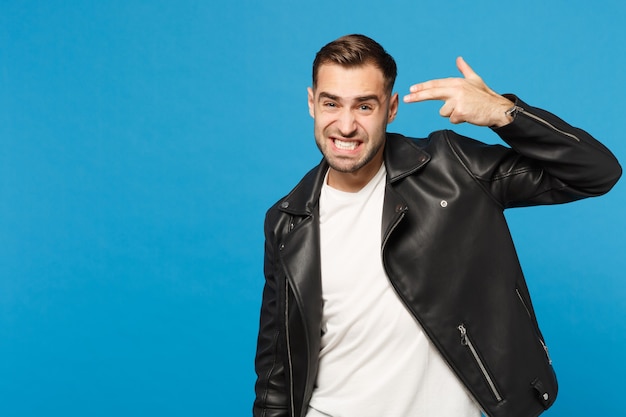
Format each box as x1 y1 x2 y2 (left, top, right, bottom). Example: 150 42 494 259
385 130 457 157
388 129 507 159
387 129 487 148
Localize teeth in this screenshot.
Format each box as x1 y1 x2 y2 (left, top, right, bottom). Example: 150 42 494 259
334 139 358 150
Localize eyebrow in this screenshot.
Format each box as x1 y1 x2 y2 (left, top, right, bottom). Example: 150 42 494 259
318 92 382 104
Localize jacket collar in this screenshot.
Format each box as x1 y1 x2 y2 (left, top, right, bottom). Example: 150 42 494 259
277 133 430 216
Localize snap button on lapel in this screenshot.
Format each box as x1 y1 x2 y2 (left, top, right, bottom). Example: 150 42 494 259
440 200 448 208
280 201 290 209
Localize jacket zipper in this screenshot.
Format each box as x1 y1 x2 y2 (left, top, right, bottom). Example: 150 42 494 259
515 289 553 365
285 279 296 417
457 324 503 402
515 106 581 142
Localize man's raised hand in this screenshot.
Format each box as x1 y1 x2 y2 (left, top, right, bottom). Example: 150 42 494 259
403 57 514 128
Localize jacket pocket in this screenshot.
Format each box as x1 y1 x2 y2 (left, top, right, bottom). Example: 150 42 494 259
457 323 503 403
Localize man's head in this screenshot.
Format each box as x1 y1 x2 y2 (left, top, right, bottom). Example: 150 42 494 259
308 34 399 191
312 34 397 95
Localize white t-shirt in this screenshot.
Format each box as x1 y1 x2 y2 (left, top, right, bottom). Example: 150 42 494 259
307 164 480 417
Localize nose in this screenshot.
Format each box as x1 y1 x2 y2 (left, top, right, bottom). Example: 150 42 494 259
336 108 357 137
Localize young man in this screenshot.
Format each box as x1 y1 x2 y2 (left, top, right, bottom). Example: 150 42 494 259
254 34 621 417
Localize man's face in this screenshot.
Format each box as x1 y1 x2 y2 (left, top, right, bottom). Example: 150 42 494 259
308 63 398 189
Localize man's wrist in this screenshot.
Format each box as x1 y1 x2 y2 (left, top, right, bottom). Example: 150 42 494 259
491 97 516 128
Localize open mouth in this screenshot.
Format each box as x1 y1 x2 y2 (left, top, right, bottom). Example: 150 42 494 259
333 138 360 151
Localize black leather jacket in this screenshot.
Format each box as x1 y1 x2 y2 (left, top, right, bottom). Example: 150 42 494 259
254 98 621 417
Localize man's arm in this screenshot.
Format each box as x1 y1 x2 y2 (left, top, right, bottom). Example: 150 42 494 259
403 58 621 204
491 97 621 204
253 212 289 417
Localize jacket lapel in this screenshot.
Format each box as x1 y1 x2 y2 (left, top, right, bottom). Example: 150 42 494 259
277 162 327 340
382 134 430 240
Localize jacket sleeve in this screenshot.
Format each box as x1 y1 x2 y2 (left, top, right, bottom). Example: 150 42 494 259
253 209 289 417
456 96 621 208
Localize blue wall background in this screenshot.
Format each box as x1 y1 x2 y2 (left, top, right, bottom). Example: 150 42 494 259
1 1 624 415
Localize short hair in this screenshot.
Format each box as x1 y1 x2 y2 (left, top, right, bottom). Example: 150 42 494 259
312 34 397 93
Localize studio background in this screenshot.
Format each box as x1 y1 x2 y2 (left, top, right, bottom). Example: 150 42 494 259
1 1 624 416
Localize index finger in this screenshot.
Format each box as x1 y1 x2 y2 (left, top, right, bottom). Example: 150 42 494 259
403 78 459 103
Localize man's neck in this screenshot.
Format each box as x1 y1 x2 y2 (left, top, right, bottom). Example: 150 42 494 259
326 158 384 193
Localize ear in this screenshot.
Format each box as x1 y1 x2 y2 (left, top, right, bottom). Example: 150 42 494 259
307 87 315 118
388 92 399 123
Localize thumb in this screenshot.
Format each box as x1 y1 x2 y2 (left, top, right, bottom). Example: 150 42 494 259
456 56 478 80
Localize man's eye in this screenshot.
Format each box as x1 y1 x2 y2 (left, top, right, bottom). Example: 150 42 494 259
324 102 337 108
359 104 373 111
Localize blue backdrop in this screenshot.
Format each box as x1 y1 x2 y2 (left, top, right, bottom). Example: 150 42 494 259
1 1 624 416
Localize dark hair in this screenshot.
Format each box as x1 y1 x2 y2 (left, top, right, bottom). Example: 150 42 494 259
312 34 397 93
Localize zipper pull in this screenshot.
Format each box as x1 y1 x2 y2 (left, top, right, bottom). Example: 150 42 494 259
505 105 524 119
458 324 468 346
